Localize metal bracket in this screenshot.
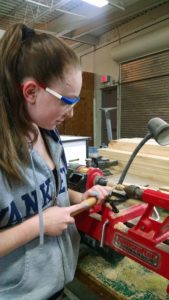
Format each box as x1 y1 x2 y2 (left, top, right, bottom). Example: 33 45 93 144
100 219 109 247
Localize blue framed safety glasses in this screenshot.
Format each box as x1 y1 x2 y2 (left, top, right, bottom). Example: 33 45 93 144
20 82 80 105
45 87 80 105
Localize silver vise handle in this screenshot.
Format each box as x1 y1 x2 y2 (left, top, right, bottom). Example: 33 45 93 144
153 206 160 221
100 219 109 247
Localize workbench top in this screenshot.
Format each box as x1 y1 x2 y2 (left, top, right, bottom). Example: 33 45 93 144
76 244 169 300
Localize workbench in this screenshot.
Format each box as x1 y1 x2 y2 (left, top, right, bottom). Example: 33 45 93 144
75 173 169 300
76 242 169 300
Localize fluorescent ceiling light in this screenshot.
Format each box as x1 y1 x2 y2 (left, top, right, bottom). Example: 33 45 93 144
26 0 50 8
82 0 108 8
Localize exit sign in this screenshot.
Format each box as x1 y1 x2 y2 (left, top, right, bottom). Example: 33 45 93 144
100 75 111 83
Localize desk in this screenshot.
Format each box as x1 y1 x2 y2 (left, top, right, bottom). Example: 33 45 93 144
76 245 169 300
60 135 89 164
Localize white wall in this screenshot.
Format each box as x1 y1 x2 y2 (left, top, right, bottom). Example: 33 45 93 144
80 20 169 81
111 23 169 63
72 3 169 146
78 8 169 146
79 3 169 79
80 43 120 82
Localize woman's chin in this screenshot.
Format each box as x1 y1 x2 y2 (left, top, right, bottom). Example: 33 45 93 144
56 120 64 125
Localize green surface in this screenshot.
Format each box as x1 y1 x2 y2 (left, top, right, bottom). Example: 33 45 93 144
78 248 169 300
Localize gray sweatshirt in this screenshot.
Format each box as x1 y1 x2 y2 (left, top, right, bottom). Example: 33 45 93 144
0 129 80 300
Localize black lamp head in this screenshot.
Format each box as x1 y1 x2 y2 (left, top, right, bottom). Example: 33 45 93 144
148 117 169 146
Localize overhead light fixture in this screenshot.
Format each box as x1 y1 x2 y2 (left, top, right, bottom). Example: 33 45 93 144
82 0 108 8
26 0 50 8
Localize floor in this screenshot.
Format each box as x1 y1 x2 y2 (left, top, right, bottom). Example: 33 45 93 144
64 278 100 300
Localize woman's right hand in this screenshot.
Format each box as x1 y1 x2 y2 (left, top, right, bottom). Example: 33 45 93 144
0 201 94 256
43 203 84 236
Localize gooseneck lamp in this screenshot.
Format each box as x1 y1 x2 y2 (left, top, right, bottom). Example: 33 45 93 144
118 117 169 185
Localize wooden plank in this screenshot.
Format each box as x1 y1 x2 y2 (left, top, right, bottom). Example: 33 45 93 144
98 143 169 184
99 149 169 169
108 139 169 158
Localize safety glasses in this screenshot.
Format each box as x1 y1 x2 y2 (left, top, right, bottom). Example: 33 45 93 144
44 87 80 105
20 82 80 106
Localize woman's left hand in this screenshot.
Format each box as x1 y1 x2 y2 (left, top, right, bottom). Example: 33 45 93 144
82 185 112 205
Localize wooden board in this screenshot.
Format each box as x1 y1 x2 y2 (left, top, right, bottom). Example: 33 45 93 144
108 139 169 158
99 138 169 185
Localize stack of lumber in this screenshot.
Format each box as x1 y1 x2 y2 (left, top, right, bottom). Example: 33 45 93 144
98 138 169 184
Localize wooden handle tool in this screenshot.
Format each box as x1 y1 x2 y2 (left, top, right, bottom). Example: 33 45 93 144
71 197 97 217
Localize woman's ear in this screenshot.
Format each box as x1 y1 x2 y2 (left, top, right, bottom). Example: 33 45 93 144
22 80 39 104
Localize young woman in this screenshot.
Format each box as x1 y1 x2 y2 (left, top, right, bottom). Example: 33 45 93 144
0 23 111 300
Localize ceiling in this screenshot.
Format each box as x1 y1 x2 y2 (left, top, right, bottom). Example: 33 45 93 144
0 0 168 51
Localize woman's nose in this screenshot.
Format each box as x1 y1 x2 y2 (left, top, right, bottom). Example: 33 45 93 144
64 106 74 118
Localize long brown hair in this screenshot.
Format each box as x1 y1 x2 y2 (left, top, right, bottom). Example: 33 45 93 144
0 23 80 181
